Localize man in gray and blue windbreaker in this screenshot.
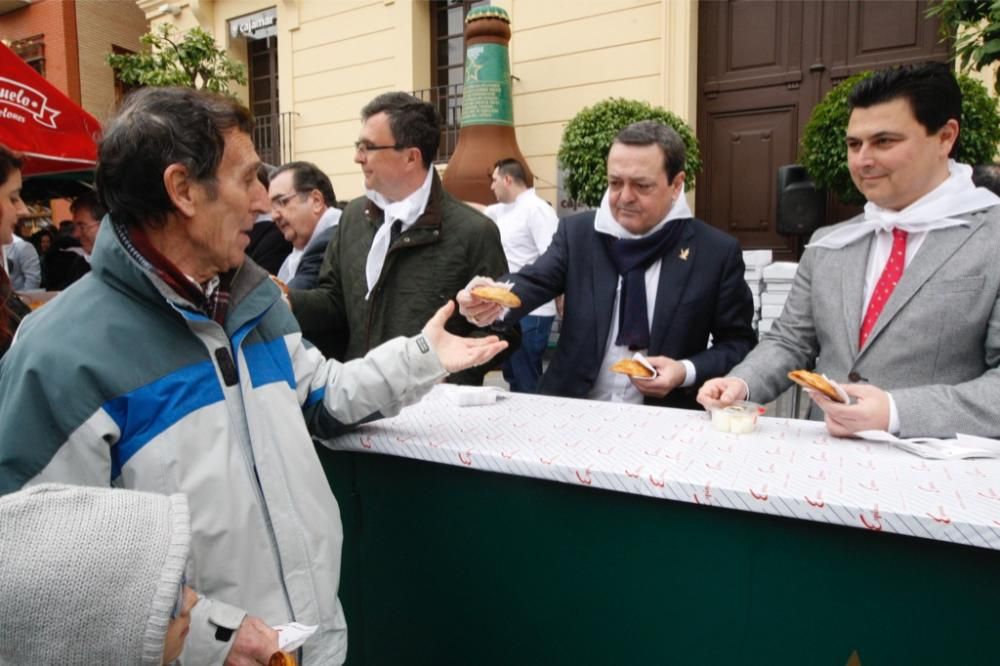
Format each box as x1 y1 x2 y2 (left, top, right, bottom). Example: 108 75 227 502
0 87 506 666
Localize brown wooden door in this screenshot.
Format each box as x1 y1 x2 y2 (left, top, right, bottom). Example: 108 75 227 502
696 0 948 260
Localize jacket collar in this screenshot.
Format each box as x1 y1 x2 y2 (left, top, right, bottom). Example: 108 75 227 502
363 170 445 234
90 216 277 336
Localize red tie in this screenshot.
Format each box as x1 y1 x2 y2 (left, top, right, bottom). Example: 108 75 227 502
859 228 908 348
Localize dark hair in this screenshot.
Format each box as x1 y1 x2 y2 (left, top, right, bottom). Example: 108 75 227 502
257 163 275 189
361 92 440 169
493 158 527 186
271 161 337 207
30 228 54 253
848 62 961 157
70 190 107 221
0 144 23 186
96 87 254 229
613 120 686 182
973 164 1000 196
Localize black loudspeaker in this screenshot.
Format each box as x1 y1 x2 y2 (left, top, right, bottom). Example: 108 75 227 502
776 164 826 236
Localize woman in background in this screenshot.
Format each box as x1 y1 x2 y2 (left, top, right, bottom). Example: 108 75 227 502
0 144 30 358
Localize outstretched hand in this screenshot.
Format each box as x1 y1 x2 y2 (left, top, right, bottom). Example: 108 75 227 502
422 300 508 373
456 276 505 328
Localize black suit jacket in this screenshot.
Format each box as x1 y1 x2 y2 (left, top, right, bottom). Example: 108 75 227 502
505 211 756 409
246 220 293 276
288 225 336 290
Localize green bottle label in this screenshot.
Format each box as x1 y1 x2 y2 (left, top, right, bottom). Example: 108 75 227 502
461 43 513 127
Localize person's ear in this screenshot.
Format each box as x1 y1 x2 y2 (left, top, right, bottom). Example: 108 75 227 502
938 118 959 157
405 146 423 168
307 189 325 214
163 163 197 217
671 171 686 197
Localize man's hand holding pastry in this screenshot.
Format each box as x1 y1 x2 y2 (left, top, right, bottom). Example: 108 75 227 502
456 276 512 327
629 356 687 398
809 383 891 436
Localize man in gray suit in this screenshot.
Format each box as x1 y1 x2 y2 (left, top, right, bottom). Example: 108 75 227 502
699 62 1000 439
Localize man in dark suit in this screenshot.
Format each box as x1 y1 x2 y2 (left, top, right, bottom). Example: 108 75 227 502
247 163 292 275
458 120 756 409
269 161 340 289
699 63 1000 439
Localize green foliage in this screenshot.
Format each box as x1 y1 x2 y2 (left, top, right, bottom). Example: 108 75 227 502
106 24 247 95
557 98 702 207
799 71 1000 205
928 0 1000 94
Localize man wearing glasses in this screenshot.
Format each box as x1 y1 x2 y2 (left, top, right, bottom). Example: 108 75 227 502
44 190 106 289
268 161 341 290
291 91 517 383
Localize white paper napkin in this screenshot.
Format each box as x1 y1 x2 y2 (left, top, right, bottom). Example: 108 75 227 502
274 622 318 652
855 430 1000 460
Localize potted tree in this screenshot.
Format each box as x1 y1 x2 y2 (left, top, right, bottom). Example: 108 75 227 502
557 98 701 208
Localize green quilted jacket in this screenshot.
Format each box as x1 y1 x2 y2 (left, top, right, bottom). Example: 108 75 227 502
291 171 518 385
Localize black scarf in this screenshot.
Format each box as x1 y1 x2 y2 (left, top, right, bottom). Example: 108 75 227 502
600 217 689 350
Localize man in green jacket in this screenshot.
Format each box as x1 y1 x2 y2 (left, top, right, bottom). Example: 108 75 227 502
290 92 517 385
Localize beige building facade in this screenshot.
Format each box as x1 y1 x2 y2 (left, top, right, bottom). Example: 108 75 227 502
136 0 698 206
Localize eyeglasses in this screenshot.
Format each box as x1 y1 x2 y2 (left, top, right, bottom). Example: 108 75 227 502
171 573 187 619
271 191 305 210
354 140 404 155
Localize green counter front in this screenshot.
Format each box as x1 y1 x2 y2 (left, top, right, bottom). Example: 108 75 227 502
314 388 1000 665
319 447 1000 666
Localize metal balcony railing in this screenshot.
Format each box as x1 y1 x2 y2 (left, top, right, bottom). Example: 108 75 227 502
253 111 297 166
410 83 463 164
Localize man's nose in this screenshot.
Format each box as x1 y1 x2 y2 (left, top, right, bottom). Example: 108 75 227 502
854 144 875 167
250 180 269 214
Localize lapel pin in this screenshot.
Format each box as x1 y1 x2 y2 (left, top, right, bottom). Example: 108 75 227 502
679 248 690 261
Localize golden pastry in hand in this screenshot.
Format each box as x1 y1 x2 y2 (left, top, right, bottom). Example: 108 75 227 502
787 369 845 402
471 285 521 308
610 359 654 378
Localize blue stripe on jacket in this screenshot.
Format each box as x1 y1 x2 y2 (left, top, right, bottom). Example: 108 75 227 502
106 361 224 479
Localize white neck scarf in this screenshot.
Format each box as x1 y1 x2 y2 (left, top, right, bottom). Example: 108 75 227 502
808 161 1000 250
364 168 435 299
593 188 694 239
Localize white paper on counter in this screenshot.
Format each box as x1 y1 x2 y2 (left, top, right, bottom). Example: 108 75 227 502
274 622 318 651
856 430 1000 460
442 385 505 407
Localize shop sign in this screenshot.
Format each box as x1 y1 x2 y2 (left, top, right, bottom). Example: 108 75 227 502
229 8 277 40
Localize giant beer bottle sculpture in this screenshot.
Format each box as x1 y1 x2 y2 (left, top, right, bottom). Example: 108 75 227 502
442 6 533 204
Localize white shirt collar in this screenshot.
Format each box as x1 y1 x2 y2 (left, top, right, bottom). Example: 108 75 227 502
808 160 1000 250
364 167 435 230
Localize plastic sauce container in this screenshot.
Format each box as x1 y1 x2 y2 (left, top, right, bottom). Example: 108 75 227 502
710 401 765 434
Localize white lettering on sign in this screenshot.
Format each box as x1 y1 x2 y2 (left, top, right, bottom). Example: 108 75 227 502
0 77 59 128
228 8 277 40
0 107 26 123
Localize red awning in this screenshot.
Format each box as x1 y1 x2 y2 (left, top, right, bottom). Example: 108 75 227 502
0 42 101 177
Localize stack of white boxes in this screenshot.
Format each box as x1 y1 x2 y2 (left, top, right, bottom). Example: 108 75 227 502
742 250 772 334
759 261 799 335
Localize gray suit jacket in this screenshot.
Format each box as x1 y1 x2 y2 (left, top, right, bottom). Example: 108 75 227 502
731 206 1000 438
